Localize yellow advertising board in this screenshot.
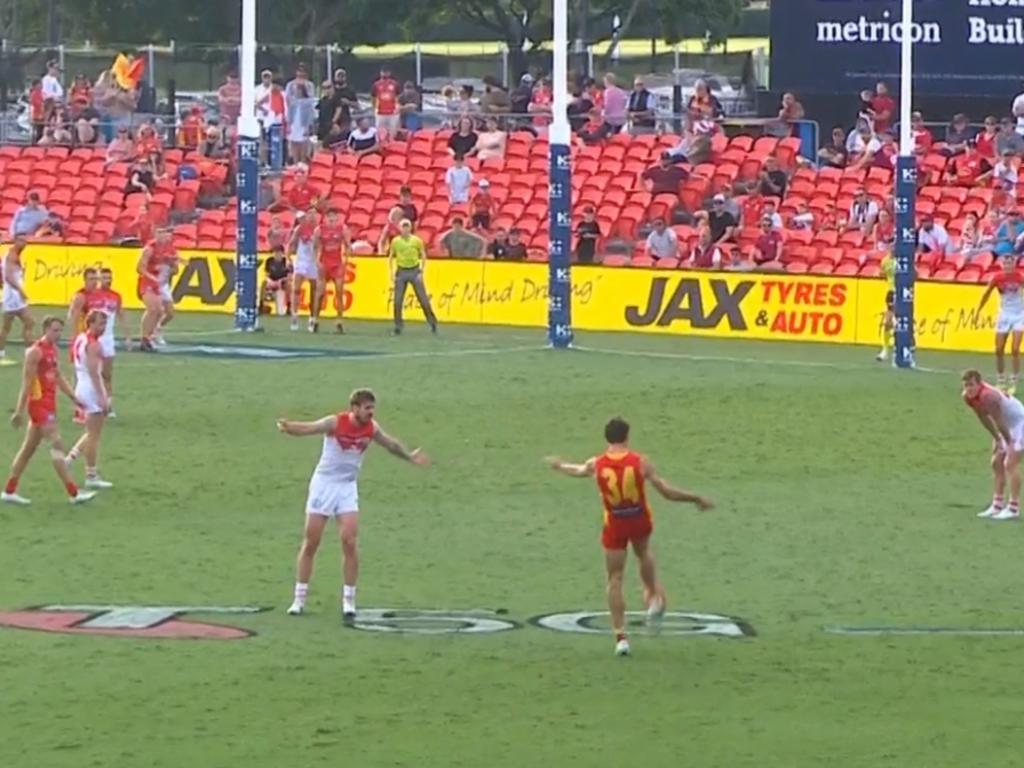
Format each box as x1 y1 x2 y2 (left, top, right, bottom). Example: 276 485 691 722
13 244 1000 353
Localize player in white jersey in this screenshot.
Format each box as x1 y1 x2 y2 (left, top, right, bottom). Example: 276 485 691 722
963 369 1024 520
978 256 1024 394
67 311 113 490
276 388 430 620
0 235 34 362
97 268 124 417
153 254 179 347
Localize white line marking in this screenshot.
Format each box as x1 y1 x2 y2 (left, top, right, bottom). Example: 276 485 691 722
572 344 956 375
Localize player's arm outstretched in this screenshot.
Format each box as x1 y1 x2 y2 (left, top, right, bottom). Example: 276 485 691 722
67 292 84 329
10 347 40 427
642 457 714 510
546 456 596 477
373 425 431 465
978 279 997 311
276 415 335 436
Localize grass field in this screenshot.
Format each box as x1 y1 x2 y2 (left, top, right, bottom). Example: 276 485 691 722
1 310 1022 768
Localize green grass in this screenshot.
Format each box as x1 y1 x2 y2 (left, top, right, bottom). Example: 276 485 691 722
1 310 1022 768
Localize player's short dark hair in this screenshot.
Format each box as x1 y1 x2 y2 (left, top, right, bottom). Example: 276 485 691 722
452 216 464 226
604 417 630 444
326 207 338 216
962 369 983 384
350 388 376 406
100 267 112 275
84 267 98 276
453 152 466 161
399 186 411 196
85 310 105 327
42 316 64 330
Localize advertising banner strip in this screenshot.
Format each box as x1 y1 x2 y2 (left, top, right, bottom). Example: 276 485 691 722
19 246 998 353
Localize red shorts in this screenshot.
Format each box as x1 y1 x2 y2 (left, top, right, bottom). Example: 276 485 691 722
321 259 344 281
138 276 160 298
28 401 56 427
601 515 653 551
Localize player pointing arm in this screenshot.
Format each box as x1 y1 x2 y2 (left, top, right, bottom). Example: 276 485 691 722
548 455 713 508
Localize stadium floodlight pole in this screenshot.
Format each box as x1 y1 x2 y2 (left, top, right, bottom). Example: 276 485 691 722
548 0 574 349
234 0 260 332
892 0 916 368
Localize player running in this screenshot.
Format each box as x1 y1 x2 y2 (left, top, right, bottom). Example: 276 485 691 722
67 267 100 333
547 417 713 657
876 250 896 363
0 235 34 363
963 369 1024 521
2 316 96 506
277 388 430 620
978 255 1024 394
136 228 177 352
65 311 113 489
289 210 320 333
316 208 351 334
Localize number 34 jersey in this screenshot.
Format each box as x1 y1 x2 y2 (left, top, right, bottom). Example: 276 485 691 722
594 451 652 524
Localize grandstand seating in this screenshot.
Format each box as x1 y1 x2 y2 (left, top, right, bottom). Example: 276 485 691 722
1 131 1017 283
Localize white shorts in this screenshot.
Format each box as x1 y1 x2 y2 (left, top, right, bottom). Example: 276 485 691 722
997 420 1024 454
75 380 105 415
99 335 116 359
997 312 1024 334
294 244 319 280
1 287 27 314
305 475 359 517
160 284 173 304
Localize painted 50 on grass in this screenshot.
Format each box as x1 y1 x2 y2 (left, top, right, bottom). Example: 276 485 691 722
21 244 1000 352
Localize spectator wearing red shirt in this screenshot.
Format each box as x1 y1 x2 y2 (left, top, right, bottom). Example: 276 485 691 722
217 72 242 130
130 202 157 245
371 68 401 138
976 115 999 162
870 82 896 133
68 74 92 119
946 140 993 187
530 78 553 129
873 208 895 251
135 123 163 159
281 164 320 212
752 217 784 270
28 78 44 144
910 111 933 156
741 189 765 229
179 105 205 149
470 180 495 231
640 152 689 196
686 227 726 269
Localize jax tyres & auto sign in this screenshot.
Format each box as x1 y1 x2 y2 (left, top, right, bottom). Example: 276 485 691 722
771 0 1024 96
17 245 1006 353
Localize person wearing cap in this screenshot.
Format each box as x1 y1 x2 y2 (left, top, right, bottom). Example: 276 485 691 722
387 219 438 336
998 116 1024 157
10 193 49 239
510 74 534 116
847 188 879 232
695 194 737 246
917 214 951 258
41 59 64 123
470 180 495 231
371 67 401 138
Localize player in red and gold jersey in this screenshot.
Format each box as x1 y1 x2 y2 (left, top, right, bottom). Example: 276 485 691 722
2 317 95 506
136 228 177 351
548 417 713 657
67 267 100 334
316 208 352 334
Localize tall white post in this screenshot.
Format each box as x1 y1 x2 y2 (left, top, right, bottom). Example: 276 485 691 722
547 0 573 348
239 0 258 140
898 0 913 156
892 0 916 368
235 0 260 331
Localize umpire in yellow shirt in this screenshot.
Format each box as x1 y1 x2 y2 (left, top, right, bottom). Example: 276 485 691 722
387 219 439 335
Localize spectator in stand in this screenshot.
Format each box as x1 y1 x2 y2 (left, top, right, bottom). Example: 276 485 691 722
470 180 494 231
217 72 242 131
944 113 974 157
790 202 815 230
870 82 895 133
397 186 419 225
873 208 895 250
529 78 553 131
769 92 805 137
254 70 277 138
448 117 479 157
750 216 784 270
627 76 656 134
179 105 205 149
762 200 783 230
848 188 879 232
377 207 405 254
128 201 156 245
41 59 64 124
757 157 787 197
28 78 44 144
68 73 92 119
487 228 509 260
818 126 849 168
688 79 723 120
75 112 100 146
946 139 992 187
715 188 741 222
1013 82 1024 135
135 122 162 158
645 219 678 261
480 76 510 117
956 212 984 259
105 127 135 166
457 84 480 121
445 153 473 204
998 116 1024 156
398 82 423 133
440 217 486 258
331 69 359 133
686 227 724 269
993 150 1020 205
996 210 1023 255
50 117 73 146
274 163 319 213
285 65 316 164
976 115 999 162
910 111 934 156
37 125 59 146
846 120 874 163
261 245 293 316
93 69 137 143
35 211 64 238
917 215 951 257
852 128 887 170
641 152 689 195
124 154 159 202
741 187 766 228
509 74 534 124
869 130 898 170
575 207 601 264
475 117 506 161
10 192 48 237
316 80 344 147
347 116 381 157
567 87 595 134
199 127 230 160
601 73 628 135
503 229 528 261
371 67 401 137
